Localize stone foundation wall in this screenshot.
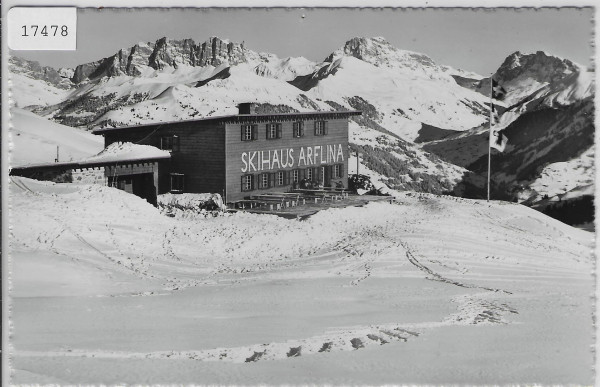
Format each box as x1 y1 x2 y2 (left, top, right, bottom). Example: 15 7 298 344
71 168 106 185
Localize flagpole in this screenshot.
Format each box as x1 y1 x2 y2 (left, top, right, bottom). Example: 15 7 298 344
487 75 492 202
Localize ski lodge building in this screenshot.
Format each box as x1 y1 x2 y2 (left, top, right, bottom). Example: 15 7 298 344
89 103 361 204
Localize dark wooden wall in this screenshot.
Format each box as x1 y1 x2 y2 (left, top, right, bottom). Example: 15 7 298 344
224 118 349 202
103 121 225 195
101 116 351 202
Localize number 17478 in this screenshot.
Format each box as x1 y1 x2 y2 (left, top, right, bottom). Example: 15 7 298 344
21 25 68 37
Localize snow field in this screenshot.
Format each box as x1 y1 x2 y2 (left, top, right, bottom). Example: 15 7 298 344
529 145 594 199
304 56 489 141
8 177 594 384
8 73 73 108
9 108 104 167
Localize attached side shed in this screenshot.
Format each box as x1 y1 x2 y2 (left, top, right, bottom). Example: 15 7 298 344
10 143 171 206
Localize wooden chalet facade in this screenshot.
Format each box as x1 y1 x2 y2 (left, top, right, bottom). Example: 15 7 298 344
92 104 361 203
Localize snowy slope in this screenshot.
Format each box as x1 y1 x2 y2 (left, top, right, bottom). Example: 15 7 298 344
9 73 73 108
9 108 104 167
492 50 582 106
9 177 594 384
348 120 467 193
527 145 594 200
8 56 74 108
84 142 170 163
254 55 317 81
422 51 594 203
326 36 457 83
514 69 594 112
299 55 489 141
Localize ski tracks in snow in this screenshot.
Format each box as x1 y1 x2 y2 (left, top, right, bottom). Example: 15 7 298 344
399 240 512 295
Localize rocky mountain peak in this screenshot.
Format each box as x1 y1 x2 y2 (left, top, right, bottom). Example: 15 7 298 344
324 36 452 82
196 36 250 67
70 36 255 84
495 50 580 86
9 56 73 89
330 36 437 69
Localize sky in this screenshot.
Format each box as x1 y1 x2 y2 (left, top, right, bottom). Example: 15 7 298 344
14 7 594 75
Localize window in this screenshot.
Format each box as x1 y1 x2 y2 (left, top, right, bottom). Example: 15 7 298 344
306 168 313 181
241 124 258 141
314 121 328 136
170 173 184 193
293 122 304 138
266 123 282 140
260 173 269 189
241 174 254 192
277 171 285 186
333 164 342 178
292 169 299 183
161 135 180 152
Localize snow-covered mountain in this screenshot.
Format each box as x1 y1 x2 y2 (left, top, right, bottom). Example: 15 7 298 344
18 35 491 142
68 37 318 85
423 50 594 213
8 36 594 222
8 56 74 107
493 50 583 106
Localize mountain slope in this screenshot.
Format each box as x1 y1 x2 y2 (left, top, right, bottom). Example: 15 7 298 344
422 49 594 207
9 108 104 167
292 55 489 141
8 56 74 108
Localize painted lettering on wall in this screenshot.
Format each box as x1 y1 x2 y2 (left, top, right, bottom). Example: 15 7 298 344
241 144 344 173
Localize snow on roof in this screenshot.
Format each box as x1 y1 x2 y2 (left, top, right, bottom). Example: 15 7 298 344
83 142 170 163
10 142 170 172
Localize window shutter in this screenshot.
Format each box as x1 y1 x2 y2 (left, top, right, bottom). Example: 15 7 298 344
339 164 344 178
269 173 275 188
173 135 180 152
241 126 244 141
299 168 305 181
299 122 304 137
323 121 328 135
285 170 290 185
266 124 270 139
314 121 318 135
241 175 246 191
277 123 282 139
327 165 332 183
252 125 258 140
254 174 259 190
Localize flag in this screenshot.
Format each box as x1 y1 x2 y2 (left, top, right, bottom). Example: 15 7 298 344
491 78 507 100
491 103 501 123
490 128 508 152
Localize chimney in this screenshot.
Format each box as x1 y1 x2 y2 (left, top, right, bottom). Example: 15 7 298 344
237 102 260 115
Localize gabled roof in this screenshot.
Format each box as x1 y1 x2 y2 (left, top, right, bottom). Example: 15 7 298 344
92 110 362 134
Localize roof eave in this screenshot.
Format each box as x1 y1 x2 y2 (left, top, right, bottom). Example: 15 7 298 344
91 110 362 134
